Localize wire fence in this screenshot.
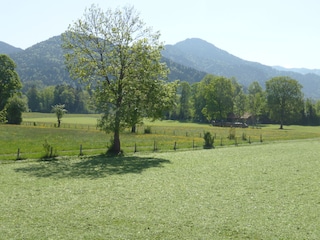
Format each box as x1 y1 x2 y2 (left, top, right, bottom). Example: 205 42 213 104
2 136 264 161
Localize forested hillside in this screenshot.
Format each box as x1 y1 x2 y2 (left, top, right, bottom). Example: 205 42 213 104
9 36 73 86
1 36 320 98
0 41 23 54
2 35 205 87
162 38 320 98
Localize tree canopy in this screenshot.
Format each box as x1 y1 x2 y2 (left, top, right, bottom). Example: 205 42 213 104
266 76 304 129
201 75 234 121
62 4 176 154
52 104 67 127
0 54 22 111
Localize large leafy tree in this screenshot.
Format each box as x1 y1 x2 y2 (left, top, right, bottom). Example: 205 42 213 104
0 54 22 111
178 81 192 120
248 81 265 125
62 5 175 154
232 79 247 120
266 76 304 129
26 85 40 112
191 82 207 122
202 75 234 121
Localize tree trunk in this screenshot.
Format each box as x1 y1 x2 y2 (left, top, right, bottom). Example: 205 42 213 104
111 100 122 154
58 119 61 128
280 122 283 129
113 129 121 154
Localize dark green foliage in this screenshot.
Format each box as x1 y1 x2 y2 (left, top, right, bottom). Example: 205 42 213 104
26 85 40 111
203 131 214 149
144 126 152 134
178 81 192 120
5 95 27 124
0 54 22 110
266 76 304 129
162 57 206 84
0 110 6 123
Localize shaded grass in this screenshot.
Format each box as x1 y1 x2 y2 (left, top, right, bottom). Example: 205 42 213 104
1 139 320 239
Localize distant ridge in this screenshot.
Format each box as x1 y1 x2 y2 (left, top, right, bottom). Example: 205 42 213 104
273 66 320 76
1 36 320 98
0 41 23 54
163 38 320 98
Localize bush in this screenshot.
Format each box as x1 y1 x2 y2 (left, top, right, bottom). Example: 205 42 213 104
42 139 57 159
228 127 236 140
5 95 27 124
144 126 152 134
203 131 214 149
242 132 247 141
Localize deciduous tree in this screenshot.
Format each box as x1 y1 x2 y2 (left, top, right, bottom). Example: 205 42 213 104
178 81 192 120
62 5 175 154
52 104 67 127
266 76 303 129
0 54 22 111
202 75 234 121
248 81 265 125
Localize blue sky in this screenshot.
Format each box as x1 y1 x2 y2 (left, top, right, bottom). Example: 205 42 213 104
1 0 319 69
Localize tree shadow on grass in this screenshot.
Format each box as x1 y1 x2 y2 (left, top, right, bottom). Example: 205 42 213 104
14 155 171 179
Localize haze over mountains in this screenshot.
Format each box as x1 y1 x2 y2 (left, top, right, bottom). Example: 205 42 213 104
1 36 320 98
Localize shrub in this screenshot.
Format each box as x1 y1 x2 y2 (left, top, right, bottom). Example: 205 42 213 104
5 95 27 124
42 139 57 159
203 131 214 149
144 126 152 134
228 127 236 140
242 132 247 141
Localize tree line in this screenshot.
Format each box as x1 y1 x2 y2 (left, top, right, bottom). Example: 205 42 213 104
21 73 320 129
169 75 320 127
23 84 94 113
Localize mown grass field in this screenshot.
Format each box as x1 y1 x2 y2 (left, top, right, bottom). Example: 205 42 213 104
1 139 320 239
1 112 320 160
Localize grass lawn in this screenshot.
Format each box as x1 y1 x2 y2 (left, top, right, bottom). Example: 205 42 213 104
1 139 320 239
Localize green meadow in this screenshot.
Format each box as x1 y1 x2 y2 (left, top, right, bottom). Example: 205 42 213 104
1 112 320 160
1 113 320 238
1 139 320 239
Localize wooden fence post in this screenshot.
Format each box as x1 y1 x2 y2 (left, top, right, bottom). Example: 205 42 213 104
16 148 20 160
79 144 83 156
153 140 157 152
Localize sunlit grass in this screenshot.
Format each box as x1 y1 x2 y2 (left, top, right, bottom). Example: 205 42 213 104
1 113 320 160
1 139 320 239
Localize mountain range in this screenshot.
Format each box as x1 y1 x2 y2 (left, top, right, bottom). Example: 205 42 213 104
1 36 320 98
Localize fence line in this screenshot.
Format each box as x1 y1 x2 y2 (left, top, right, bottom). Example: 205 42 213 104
1 136 263 161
